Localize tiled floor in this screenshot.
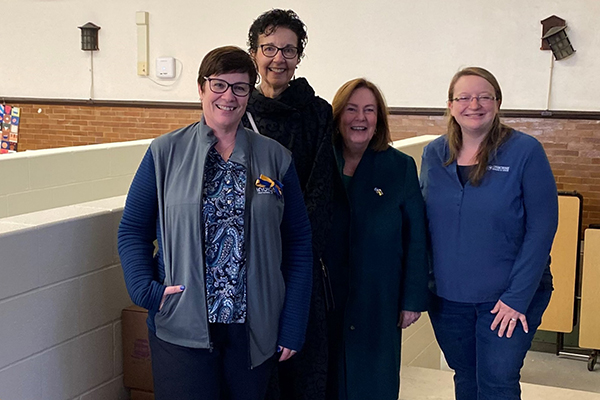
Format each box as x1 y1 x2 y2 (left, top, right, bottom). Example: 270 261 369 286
400 364 600 400
521 351 600 393
400 350 600 399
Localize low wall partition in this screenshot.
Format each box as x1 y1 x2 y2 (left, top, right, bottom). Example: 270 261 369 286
0 139 151 218
0 196 132 400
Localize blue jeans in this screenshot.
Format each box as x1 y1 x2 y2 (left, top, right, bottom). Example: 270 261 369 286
429 289 552 400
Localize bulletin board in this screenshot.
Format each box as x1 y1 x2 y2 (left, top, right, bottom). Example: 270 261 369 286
0 104 21 154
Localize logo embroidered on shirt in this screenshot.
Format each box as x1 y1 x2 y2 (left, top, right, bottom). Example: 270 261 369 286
487 165 510 172
255 174 284 199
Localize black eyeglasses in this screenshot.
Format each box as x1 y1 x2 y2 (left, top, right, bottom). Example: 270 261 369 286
259 45 299 59
204 77 252 97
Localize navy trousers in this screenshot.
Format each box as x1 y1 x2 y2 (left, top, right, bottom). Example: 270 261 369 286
149 323 277 400
429 289 551 400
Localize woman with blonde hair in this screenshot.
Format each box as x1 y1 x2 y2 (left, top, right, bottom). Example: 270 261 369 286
421 67 558 400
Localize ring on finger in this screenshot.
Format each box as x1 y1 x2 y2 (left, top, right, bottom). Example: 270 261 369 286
510 318 517 322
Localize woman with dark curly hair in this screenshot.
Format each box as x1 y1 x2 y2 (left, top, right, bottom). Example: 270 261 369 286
243 8 335 400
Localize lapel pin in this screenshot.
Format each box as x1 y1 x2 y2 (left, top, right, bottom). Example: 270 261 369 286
374 187 383 196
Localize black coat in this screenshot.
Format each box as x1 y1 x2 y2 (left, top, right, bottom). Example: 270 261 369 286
244 78 334 256
243 77 334 400
323 146 429 400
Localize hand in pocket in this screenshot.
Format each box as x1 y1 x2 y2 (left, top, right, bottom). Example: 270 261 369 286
159 285 185 310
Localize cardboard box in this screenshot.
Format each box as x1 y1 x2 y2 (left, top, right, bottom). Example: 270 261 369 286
131 389 155 400
122 305 154 392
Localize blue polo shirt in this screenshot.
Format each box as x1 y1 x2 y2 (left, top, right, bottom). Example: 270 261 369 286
420 131 558 314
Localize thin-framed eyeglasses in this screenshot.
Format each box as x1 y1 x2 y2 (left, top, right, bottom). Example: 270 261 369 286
204 77 252 97
259 44 299 59
451 95 497 105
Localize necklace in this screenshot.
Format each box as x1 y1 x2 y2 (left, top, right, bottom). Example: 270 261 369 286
216 140 235 161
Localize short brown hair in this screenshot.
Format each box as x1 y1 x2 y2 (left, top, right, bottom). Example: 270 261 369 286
332 78 391 152
197 46 258 89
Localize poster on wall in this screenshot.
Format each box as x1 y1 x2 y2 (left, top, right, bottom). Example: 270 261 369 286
0 104 20 154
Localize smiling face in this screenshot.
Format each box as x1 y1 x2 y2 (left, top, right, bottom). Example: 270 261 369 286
339 87 378 152
449 75 500 138
252 27 300 98
199 72 250 134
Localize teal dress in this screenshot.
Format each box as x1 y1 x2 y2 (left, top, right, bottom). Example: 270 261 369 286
323 145 429 400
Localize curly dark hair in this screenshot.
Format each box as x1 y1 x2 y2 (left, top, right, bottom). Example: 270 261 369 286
247 9 308 60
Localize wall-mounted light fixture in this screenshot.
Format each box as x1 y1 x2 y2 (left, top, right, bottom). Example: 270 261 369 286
79 22 101 100
539 15 576 115
78 22 101 51
543 26 576 61
540 15 564 50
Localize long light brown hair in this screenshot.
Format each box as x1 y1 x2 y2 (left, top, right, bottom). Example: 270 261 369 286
446 67 513 185
332 78 391 151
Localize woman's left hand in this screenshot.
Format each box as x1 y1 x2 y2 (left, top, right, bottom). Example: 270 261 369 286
399 311 422 329
278 346 297 362
490 300 528 338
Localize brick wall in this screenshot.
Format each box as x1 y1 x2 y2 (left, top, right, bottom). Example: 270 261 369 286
13 103 200 150
391 115 600 230
9 102 600 229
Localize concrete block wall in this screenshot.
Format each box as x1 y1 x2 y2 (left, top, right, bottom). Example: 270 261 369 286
0 140 151 218
0 196 132 400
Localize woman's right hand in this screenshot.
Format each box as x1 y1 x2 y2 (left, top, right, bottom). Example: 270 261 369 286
159 285 185 311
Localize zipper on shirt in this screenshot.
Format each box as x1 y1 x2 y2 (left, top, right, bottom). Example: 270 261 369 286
201 142 214 356
202 262 213 353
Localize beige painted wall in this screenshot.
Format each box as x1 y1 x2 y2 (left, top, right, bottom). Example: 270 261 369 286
2 1 599 111
0 139 150 218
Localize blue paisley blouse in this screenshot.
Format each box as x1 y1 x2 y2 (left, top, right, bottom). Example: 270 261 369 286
202 147 247 324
